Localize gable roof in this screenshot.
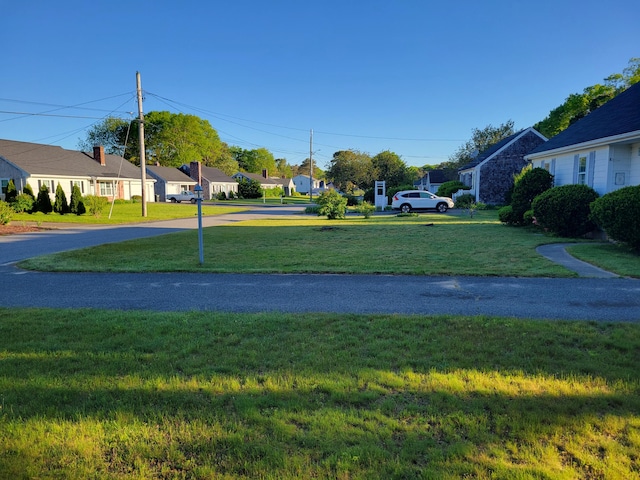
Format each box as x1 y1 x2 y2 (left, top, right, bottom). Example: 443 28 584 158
201 166 235 182
147 165 196 183
0 139 143 179
233 172 283 186
458 128 543 171
528 81 640 156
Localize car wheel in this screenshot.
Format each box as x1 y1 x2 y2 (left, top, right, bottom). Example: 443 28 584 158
170 198 177 203
190 198 197 204
400 203 412 213
436 202 448 213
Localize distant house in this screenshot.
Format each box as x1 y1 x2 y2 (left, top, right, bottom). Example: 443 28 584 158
0 139 155 202
525 82 640 196
185 162 238 199
146 164 196 202
292 174 325 194
414 169 449 193
458 127 547 204
232 170 289 193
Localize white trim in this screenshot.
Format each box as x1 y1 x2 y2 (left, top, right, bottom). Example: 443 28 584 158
525 129 640 161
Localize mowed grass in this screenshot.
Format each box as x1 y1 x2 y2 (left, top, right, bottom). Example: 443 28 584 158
0 308 638 479
20 211 587 277
11 201 247 225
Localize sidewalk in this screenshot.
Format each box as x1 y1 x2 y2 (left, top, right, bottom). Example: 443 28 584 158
536 243 619 278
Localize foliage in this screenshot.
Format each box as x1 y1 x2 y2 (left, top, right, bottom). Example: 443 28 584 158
354 201 376 218
69 184 86 215
437 180 468 198
236 177 263 199
446 120 515 170
535 58 640 138
264 186 284 198
316 189 347 220
454 193 475 208
326 150 373 193
371 150 413 188
83 195 108 217
23 183 35 200
5 179 17 203
216 191 227 200
53 183 70 215
77 116 131 155
532 184 599 237
11 193 34 213
34 184 53 214
498 205 516 224
385 184 415 203
0 200 13 224
590 185 640 251
509 167 554 225
231 146 276 175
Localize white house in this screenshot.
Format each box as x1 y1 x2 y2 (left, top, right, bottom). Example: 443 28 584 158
0 140 155 202
292 174 324 194
525 82 640 196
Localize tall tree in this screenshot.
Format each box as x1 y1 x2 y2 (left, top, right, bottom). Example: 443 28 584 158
371 150 412 188
447 120 516 170
326 150 373 193
78 117 131 155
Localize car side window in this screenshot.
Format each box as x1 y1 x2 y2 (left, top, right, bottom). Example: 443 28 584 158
407 192 420 198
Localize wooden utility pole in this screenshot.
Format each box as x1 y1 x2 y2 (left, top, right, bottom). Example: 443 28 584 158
136 71 147 217
309 129 313 202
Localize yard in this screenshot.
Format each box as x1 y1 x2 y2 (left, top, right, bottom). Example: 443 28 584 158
2 206 640 478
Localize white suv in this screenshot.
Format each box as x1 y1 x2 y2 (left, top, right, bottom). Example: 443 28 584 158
391 190 454 213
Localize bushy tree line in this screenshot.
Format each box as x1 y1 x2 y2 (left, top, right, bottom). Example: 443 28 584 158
3 180 85 215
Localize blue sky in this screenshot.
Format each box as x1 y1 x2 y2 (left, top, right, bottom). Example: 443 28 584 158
2 0 638 168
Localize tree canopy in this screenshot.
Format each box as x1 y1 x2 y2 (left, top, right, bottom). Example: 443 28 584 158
445 120 516 171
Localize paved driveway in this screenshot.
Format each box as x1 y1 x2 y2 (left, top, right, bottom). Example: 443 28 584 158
1 206 639 322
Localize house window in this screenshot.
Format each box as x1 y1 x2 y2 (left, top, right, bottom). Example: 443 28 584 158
1 179 8 195
577 156 587 185
99 182 114 196
70 180 84 194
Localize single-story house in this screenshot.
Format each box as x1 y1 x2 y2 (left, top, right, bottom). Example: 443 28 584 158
233 170 290 193
414 169 449 192
185 162 238 199
525 81 640 196
292 174 325 194
0 140 155 202
146 164 197 202
458 127 547 204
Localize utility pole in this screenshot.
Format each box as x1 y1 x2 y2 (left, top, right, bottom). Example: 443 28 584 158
136 71 147 217
309 129 313 202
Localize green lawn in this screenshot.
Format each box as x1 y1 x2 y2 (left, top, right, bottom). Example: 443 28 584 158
0 308 638 479
20 210 612 277
11 201 247 225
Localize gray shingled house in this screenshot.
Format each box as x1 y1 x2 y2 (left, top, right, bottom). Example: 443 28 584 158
184 161 238 200
146 164 196 202
458 127 547 205
0 139 155 202
525 81 640 195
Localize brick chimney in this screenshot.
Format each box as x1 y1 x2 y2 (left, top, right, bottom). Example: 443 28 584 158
262 169 268 178
190 161 202 184
93 146 106 166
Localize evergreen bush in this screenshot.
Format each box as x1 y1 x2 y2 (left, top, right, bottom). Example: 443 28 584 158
509 168 554 225
216 191 227 200
532 184 599 237
237 178 263 199
5 179 17 203
590 185 640 251
23 183 35 201
0 200 13 225
437 180 469 198
498 205 516 224
54 183 70 214
69 184 86 215
454 193 475 209
35 184 53 214
11 193 34 213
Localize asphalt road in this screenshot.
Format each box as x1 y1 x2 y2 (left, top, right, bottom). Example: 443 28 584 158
1 206 639 322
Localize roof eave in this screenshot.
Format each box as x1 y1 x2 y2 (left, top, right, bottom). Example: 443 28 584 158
525 129 640 160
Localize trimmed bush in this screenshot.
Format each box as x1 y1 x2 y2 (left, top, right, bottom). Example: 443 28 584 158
69 184 85 215
355 201 375 218
237 178 263 199
437 180 468 198
454 193 475 209
216 191 227 200
510 168 554 225
5 179 17 203
11 193 34 213
54 183 70 214
590 185 640 251
532 184 599 237
498 205 516 224
83 195 108 217
316 189 347 220
35 184 53 214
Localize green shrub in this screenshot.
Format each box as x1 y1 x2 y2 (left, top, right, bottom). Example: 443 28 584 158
532 184 599 237
510 167 554 225
35 184 53 214
498 205 516 224
216 191 227 200
316 189 347 220
355 201 376 218
590 185 640 251
54 183 70 214
228 191 236 199
454 193 475 209
237 178 263 199
304 205 320 214
69 185 86 215
5 179 17 203
11 193 34 213
0 200 13 225
83 195 108 217
523 209 535 225
131 195 142 203
437 180 468 198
